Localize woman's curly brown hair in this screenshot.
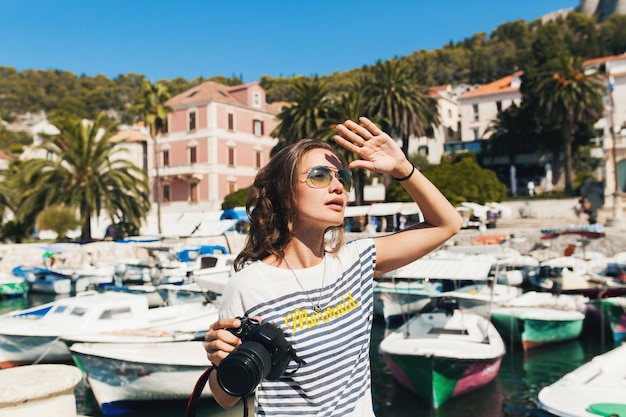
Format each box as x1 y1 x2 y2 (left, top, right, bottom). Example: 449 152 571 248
233 139 349 271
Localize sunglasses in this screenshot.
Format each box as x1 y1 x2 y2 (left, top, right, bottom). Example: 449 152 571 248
301 165 353 193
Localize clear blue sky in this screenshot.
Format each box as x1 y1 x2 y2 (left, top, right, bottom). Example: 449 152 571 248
2 0 578 83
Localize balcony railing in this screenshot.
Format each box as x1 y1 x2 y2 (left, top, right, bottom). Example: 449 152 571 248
154 163 204 179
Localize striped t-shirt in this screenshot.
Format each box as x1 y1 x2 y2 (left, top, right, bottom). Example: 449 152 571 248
219 238 376 417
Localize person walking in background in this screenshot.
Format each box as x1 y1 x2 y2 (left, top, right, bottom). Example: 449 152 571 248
527 180 535 196
203 117 463 416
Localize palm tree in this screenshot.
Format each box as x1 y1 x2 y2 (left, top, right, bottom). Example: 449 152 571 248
485 103 532 166
364 60 440 156
130 79 172 234
270 76 335 152
326 77 370 204
534 55 604 192
0 181 14 225
15 113 151 241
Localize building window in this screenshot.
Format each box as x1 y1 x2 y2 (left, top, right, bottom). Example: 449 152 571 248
162 184 171 203
472 104 479 121
252 92 261 108
496 101 502 113
188 111 196 131
418 145 429 156
255 150 262 169
228 113 234 131
189 146 197 164
228 181 236 194
162 149 170 166
253 119 264 136
189 182 198 203
228 147 235 167
472 128 480 140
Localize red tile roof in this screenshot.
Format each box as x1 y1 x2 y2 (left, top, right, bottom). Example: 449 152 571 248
460 71 523 99
428 85 450 98
0 149 14 161
166 81 244 107
583 53 626 66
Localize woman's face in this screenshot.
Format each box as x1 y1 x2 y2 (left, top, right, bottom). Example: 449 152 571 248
294 148 350 230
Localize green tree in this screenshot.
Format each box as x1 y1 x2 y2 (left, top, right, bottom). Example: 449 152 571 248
423 153 507 205
325 77 370 205
14 113 151 241
599 14 626 55
485 103 530 166
36 204 81 240
130 80 172 235
385 154 430 202
364 60 440 157
0 181 14 225
222 187 249 210
534 55 604 192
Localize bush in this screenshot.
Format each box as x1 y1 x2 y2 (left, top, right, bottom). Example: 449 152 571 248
36 205 81 240
415 153 506 205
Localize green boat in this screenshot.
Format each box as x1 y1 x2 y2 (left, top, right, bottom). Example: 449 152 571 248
379 308 505 409
597 297 626 344
0 274 26 298
490 291 586 350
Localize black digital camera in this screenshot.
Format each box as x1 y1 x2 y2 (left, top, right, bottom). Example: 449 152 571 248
216 316 305 397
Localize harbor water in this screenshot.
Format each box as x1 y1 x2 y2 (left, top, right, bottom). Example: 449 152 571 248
0 293 615 417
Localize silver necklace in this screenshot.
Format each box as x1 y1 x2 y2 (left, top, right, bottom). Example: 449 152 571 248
284 255 326 313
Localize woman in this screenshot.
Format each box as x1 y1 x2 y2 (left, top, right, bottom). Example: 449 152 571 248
204 117 463 416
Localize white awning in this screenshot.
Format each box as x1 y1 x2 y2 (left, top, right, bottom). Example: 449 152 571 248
386 258 493 280
344 205 371 218
368 202 404 216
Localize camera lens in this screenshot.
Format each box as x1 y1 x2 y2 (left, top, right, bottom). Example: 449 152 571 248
217 341 273 397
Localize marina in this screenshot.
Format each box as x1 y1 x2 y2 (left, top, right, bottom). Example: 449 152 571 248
1 200 625 416
0 292 614 417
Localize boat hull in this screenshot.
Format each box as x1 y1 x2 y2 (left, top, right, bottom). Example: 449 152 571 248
537 343 626 417
0 293 217 368
379 310 505 409
0 334 70 368
490 307 585 350
70 341 212 416
0 277 27 298
383 353 502 409
599 297 626 344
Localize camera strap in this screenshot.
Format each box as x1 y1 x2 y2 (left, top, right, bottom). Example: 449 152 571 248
186 366 250 417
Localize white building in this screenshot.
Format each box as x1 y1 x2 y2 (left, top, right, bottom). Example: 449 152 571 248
583 53 626 201
457 71 523 143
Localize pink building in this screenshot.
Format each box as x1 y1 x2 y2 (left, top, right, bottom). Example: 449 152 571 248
153 81 281 217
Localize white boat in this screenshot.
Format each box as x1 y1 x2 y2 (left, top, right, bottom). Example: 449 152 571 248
374 279 441 322
98 283 168 307
378 301 506 409
537 342 626 417
190 252 236 296
70 341 213 416
156 281 210 305
13 266 93 295
0 291 217 368
490 291 588 350
103 248 233 306
440 281 521 315
377 257 515 321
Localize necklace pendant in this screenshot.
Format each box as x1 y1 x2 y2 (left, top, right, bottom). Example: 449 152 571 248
314 305 322 313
